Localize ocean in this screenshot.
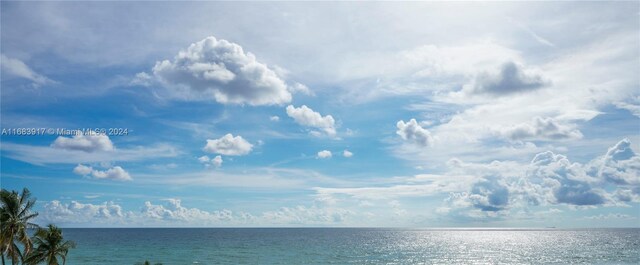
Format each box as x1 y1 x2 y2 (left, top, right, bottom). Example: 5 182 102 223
61 228 640 264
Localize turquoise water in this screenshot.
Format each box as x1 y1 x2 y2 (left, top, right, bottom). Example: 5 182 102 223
62 228 640 264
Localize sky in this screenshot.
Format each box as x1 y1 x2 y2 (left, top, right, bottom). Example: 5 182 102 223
1 2 639 228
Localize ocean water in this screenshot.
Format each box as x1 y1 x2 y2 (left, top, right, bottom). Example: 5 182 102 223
61 228 640 264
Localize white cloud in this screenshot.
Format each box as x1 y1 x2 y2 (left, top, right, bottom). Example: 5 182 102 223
343 150 353 158
269 115 280 122
499 116 583 141
448 176 510 213
40 199 352 227
462 61 548 96
288 82 314 96
41 200 125 225
72 164 93 175
149 36 292 106
613 189 640 203
51 131 115 152
396 119 433 147
91 166 132 181
317 150 332 159
0 54 53 87
522 151 606 206
390 32 637 166
130 72 152 87
141 199 234 223
590 138 640 186
73 164 132 181
198 155 211 163
203 133 253 156
317 139 639 221
211 155 223 168
286 105 336 136
442 139 640 217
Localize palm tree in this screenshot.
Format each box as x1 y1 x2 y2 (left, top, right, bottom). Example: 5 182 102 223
1 188 39 265
24 225 75 265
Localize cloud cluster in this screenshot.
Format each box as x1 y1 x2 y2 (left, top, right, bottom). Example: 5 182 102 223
73 164 132 181
51 131 115 152
198 155 223 168
396 119 433 147
148 36 292 106
286 105 336 137
141 199 234 223
42 200 126 225
391 31 637 166
589 139 640 203
527 151 606 206
439 139 640 219
40 199 352 227
203 134 253 156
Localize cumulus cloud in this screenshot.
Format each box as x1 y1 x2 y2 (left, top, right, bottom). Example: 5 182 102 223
499 116 583 141
286 105 336 136
527 151 606 206
40 199 350 227
465 61 548 95
317 150 332 159
141 199 234 223
51 131 115 152
212 155 223 167
343 150 353 158
439 176 511 220
434 139 640 220
73 164 132 181
203 134 253 156
149 36 292 106
72 164 93 175
198 155 223 168
42 200 125 225
613 188 640 203
468 177 510 212
269 115 280 122
0 54 53 87
590 138 640 186
396 119 433 147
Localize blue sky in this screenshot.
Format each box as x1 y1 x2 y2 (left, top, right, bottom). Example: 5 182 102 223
1 2 639 227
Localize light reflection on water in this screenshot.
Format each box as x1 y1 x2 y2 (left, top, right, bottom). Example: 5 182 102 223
63 228 640 264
